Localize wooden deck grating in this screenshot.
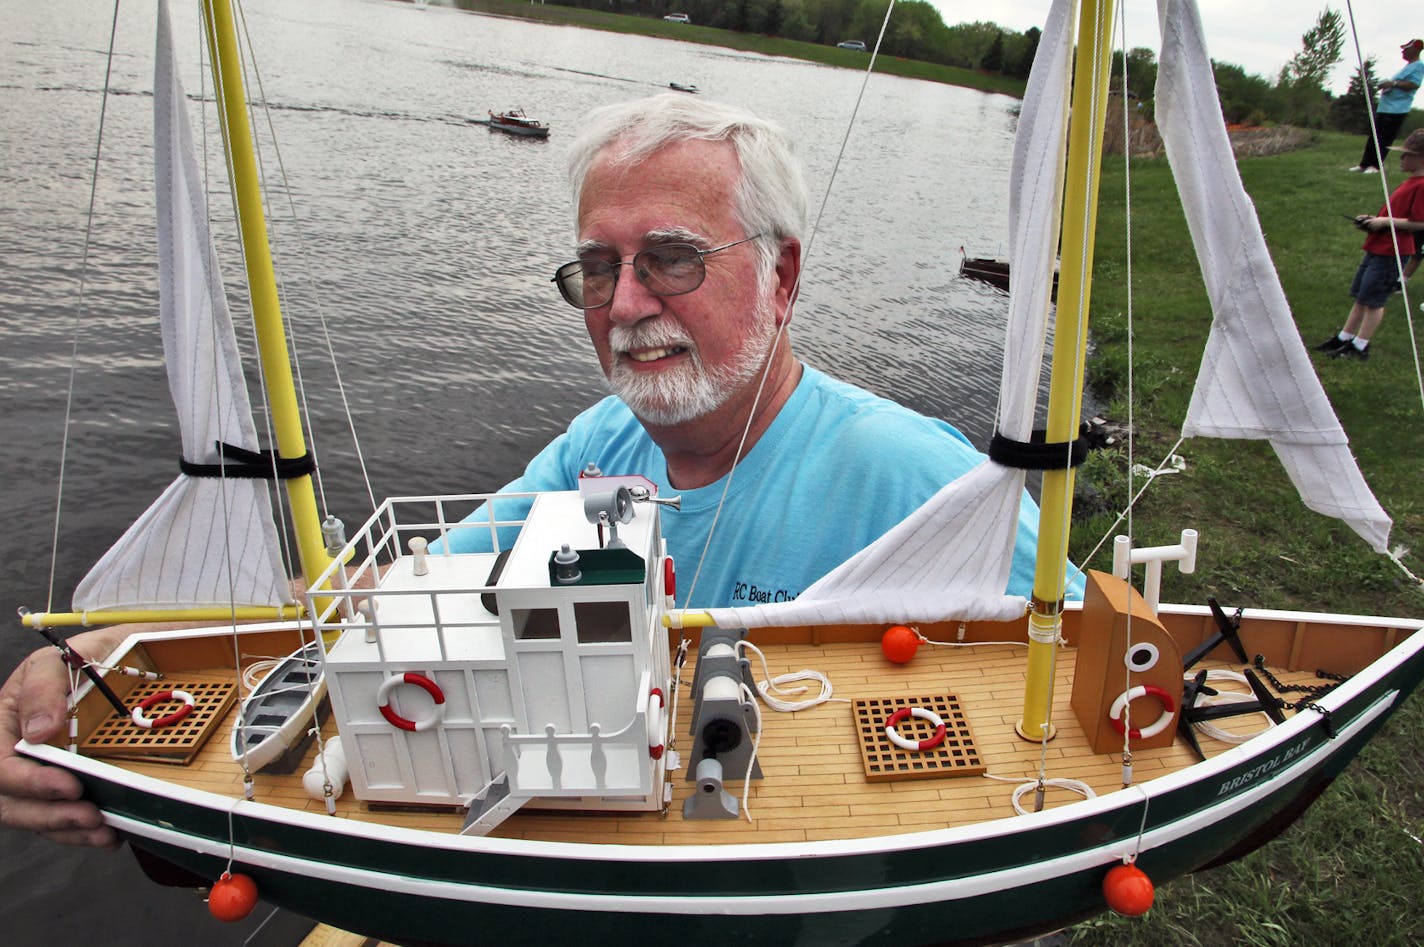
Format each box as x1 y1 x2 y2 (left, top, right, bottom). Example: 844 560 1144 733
83 675 237 764
852 692 986 782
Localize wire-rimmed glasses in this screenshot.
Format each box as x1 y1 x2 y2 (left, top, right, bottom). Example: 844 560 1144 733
552 234 763 310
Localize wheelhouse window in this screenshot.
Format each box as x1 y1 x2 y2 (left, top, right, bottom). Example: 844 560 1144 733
512 607 560 640
573 601 632 644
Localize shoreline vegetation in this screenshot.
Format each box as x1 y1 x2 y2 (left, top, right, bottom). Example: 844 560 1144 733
439 3 1420 943
445 0 1030 95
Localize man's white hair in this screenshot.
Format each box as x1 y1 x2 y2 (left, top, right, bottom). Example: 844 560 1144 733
565 93 808 284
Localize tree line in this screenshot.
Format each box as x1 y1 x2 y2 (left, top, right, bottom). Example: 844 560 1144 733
1114 9 1386 133
554 1 1403 133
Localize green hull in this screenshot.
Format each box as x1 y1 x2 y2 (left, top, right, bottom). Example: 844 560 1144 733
58 632 1422 947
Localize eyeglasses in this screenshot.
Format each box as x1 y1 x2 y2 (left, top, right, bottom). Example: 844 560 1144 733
552 234 763 310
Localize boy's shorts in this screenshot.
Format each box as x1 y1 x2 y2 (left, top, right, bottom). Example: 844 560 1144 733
1350 251 1406 307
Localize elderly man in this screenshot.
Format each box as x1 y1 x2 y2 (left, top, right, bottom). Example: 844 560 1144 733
0 94 1051 847
445 93 1046 608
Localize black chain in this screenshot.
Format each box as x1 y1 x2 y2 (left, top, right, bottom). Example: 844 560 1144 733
1252 654 1348 710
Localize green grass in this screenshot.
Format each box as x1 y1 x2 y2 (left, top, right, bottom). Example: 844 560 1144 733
1067 132 1424 944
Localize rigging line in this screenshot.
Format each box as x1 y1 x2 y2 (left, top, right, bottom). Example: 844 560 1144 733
1075 436 1187 578
232 0 328 516
1342 4 1424 570
227 0 300 568
1122 3 1133 586
204 1 295 586
46 0 124 616
1116 2 1137 775
196 2 257 787
681 0 897 608
216 0 318 598
1039 0 1118 793
1047 0 1108 602
234 0 377 516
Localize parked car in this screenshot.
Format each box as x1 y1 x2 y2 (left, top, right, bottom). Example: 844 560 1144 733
836 40 867 50
663 13 690 23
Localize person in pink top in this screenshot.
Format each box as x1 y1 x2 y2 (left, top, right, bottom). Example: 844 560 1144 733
1318 127 1424 360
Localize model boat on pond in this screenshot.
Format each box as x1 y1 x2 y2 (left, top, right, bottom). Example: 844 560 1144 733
480 109 549 138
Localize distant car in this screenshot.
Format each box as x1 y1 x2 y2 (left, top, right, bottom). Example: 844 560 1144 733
663 13 690 23
836 40 867 51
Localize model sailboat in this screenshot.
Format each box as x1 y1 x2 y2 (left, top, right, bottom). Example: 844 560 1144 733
17 1 1423 945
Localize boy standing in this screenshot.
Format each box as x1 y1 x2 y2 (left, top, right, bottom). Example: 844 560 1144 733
1319 127 1424 360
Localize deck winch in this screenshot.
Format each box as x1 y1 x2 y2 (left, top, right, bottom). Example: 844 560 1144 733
683 630 762 819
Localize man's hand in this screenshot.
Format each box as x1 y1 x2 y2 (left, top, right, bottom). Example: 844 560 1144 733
0 627 127 848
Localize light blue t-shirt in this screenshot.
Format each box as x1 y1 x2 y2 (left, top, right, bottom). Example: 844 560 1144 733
445 364 1075 609
1380 60 1424 113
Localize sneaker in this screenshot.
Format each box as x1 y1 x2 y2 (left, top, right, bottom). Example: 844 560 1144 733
1334 343 1370 361
1363 167 1380 175
1315 335 1350 352
1347 165 1365 172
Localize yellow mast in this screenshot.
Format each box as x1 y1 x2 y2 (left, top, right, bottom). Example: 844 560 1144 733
200 0 332 597
1016 0 1117 742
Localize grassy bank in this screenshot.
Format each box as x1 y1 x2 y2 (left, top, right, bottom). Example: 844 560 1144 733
1067 132 1424 944
444 0 1026 96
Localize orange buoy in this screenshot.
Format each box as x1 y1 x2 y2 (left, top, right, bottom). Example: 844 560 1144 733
881 625 921 664
1103 862 1155 916
208 871 259 922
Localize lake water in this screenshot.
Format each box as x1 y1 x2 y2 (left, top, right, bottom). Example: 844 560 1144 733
0 0 1027 941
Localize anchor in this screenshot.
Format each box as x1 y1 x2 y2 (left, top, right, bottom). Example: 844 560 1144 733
1182 597 1250 670
1176 666 1286 762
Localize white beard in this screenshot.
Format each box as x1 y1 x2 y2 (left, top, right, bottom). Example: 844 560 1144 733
607 305 778 426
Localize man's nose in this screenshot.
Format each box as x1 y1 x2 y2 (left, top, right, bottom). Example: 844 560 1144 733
606 264 660 325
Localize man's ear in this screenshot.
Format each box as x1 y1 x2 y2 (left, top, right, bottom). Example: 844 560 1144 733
772 237 802 328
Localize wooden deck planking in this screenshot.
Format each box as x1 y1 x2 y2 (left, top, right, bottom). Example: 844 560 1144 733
109 638 1302 848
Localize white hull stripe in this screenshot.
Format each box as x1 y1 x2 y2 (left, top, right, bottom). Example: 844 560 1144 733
103 691 1395 915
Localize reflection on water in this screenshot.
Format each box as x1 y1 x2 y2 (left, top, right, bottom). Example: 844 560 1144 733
0 0 1033 940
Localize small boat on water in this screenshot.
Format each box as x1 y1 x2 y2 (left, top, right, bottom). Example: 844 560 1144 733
668 82 700 94
959 253 1011 292
959 248 1059 300
481 109 549 139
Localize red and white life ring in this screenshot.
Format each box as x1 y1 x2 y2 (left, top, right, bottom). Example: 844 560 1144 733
646 687 666 759
1108 684 1177 739
662 557 676 609
884 706 947 752
377 672 446 732
131 689 195 729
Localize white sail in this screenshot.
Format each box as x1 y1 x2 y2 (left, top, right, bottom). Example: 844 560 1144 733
73 0 291 612
1156 0 1392 553
697 0 1079 629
